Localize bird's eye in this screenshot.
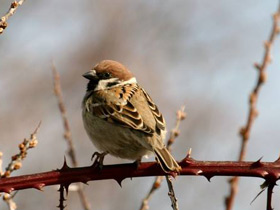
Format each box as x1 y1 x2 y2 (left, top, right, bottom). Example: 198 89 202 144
103 72 111 78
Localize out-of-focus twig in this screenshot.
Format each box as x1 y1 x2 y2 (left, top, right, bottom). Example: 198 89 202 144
139 106 186 210
165 175 179 210
0 152 3 176
2 122 40 178
225 3 280 210
1 123 40 210
52 63 91 210
0 0 26 34
3 192 17 210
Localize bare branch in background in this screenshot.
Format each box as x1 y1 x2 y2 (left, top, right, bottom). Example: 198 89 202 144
0 0 26 34
0 122 40 210
139 106 186 210
3 192 17 210
165 175 179 210
1 122 40 178
52 63 91 210
225 3 280 210
0 152 3 176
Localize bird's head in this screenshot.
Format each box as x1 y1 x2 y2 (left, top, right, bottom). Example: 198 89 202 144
83 60 136 91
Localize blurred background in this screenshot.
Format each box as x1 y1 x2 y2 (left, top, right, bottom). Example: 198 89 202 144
0 0 280 209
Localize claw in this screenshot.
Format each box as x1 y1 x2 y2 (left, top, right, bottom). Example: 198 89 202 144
132 158 142 169
91 152 108 170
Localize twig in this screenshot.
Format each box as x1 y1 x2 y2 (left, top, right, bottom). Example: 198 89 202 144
0 0 26 34
52 63 91 210
139 106 186 210
1 123 40 210
1 156 280 194
1 122 40 178
3 192 18 210
225 3 280 210
165 175 179 210
0 152 3 176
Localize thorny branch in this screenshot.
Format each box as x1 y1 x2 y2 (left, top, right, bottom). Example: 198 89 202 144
1 156 280 196
52 64 91 210
225 3 280 210
0 0 26 34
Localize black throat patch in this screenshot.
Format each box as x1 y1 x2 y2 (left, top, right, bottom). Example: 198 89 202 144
87 80 98 91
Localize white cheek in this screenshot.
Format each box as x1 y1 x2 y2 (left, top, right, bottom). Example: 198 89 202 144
94 78 119 91
94 77 137 91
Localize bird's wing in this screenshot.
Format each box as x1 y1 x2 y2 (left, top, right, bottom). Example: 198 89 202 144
140 87 166 132
84 83 154 135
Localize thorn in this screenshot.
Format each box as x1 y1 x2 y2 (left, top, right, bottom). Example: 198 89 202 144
196 170 203 175
181 154 194 166
204 174 213 182
187 148 192 158
115 178 124 187
275 155 280 162
33 183 45 191
60 156 70 171
57 204 67 209
259 171 269 177
64 184 70 196
251 157 264 168
250 188 266 205
81 178 90 185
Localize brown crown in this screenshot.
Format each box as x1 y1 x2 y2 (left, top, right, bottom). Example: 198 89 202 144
93 60 134 81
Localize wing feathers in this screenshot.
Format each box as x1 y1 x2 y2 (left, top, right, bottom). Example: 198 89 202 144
85 83 165 136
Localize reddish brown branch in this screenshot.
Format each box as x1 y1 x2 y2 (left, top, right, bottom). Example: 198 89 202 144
0 157 280 194
226 4 280 210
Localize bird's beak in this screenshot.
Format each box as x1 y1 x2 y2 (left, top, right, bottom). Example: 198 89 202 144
83 70 97 80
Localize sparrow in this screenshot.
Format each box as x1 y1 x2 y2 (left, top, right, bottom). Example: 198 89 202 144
82 60 181 173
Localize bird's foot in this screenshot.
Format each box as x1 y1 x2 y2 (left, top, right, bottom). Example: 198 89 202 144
91 151 108 170
132 158 142 169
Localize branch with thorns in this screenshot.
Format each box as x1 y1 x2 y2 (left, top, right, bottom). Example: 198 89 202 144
225 3 280 210
1 155 280 210
0 0 26 34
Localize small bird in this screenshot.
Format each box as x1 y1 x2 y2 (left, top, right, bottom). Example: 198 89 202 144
82 60 181 173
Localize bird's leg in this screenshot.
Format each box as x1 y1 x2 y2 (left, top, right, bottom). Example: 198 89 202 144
91 151 108 170
132 158 142 169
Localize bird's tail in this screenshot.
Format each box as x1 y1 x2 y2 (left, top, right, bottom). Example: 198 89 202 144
154 147 181 173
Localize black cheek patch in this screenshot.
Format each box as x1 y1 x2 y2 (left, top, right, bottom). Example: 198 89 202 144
107 82 119 88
